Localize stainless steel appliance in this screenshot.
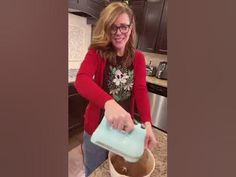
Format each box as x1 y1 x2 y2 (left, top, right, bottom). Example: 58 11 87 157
148 83 167 132
146 61 157 76
156 61 167 80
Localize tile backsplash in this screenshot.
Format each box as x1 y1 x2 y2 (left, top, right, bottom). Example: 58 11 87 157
143 52 167 67
68 13 92 82
68 13 92 70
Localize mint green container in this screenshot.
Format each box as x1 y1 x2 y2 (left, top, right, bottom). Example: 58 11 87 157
91 116 146 162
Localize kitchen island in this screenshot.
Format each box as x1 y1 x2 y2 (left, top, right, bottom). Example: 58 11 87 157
89 128 167 177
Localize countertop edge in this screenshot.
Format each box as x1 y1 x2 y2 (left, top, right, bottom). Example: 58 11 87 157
146 76 167 88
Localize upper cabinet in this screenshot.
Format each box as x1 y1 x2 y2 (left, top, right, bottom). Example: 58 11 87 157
156 0 167 54
130 0 146 45
131 0 167 54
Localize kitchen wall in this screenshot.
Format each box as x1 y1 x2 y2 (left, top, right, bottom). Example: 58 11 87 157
68 13 167 82
68 13 92 82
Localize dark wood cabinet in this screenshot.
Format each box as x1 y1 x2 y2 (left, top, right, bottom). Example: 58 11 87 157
131 0 167 54
156 0 167 54
68 83 88 130
130 0 146 46
139 0 165 53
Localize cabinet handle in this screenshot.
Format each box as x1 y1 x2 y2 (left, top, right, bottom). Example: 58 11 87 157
147 0 161 2
146 47 154 52
158 49 167 52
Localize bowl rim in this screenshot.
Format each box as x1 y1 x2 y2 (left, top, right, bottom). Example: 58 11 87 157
108 148 155 177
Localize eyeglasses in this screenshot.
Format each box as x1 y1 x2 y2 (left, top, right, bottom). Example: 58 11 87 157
110 24 131 35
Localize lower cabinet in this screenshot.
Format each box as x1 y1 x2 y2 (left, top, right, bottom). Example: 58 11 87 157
69 83 88 131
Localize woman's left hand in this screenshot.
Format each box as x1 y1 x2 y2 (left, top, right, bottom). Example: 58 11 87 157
144 122 157 151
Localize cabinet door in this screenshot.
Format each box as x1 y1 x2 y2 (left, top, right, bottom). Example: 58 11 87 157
69 94 88 130
156 0 167 54
130 0 146 47
138 0 165 53
68 84 88 130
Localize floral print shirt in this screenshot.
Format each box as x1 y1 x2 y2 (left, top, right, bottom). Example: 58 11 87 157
103 56 134 112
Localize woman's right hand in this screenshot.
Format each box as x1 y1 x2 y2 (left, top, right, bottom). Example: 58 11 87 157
104 99 134 132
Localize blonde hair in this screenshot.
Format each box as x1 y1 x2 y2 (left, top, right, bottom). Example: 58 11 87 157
89 2 136 67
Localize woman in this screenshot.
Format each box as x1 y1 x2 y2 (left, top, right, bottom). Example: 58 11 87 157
74 2 157 176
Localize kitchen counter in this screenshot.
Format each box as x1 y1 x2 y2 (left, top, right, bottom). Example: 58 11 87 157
89 128 167 177
69 69 167 88
146 76 167 88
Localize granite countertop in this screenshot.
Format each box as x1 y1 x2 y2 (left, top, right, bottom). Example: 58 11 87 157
146 76 167 88
89 128 167 177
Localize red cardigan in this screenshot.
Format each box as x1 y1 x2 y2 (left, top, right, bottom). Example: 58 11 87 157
74 48 151 135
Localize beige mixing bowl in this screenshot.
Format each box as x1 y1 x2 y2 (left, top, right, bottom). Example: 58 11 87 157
108 149 155 177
